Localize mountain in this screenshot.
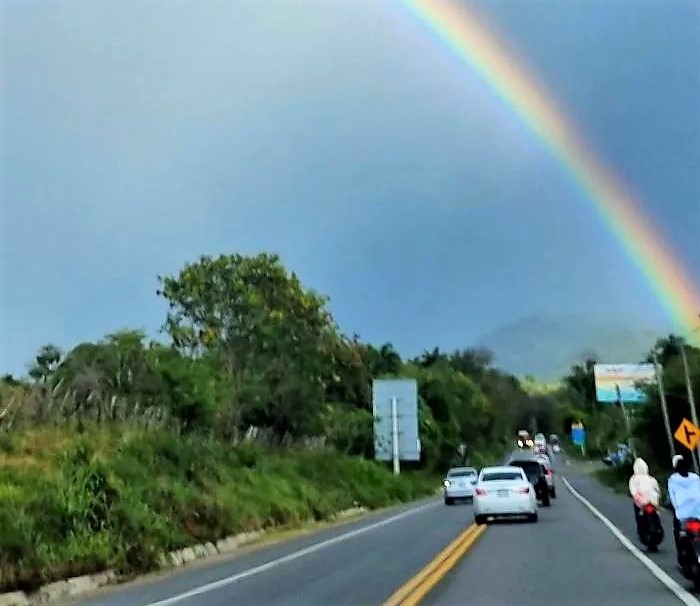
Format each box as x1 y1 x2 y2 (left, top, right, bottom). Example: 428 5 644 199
477 313 668 380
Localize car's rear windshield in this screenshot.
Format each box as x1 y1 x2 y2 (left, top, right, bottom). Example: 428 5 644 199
482 471 522 481
509 462 542 478
448 470 476 477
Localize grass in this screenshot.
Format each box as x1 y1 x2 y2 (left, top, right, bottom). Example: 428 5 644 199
0 425 440 593
593 464 632 496
593 460 673 509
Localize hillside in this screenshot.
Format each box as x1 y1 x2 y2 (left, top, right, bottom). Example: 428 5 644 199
477 313 667 380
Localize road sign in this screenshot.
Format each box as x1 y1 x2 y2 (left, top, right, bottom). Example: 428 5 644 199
571 422 586 446
372 379 420 473
674 418 700 451
593 364 655 403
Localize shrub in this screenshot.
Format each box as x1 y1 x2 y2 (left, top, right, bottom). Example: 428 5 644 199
0 426 438 593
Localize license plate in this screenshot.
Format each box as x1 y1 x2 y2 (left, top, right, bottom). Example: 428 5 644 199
497 489 509 497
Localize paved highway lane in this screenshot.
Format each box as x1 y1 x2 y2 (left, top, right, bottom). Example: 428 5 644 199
65 497 474 606
423 458 694 606
62 452 698 606
563 462 690 590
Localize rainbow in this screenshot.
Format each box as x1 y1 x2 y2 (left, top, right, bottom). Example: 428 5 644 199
401 0 700 341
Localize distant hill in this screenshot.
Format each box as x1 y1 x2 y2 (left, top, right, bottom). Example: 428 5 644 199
477 313 667 381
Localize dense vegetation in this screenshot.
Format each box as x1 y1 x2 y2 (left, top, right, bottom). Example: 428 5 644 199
0 253 572 593
0 427 436 592
558 334 700 478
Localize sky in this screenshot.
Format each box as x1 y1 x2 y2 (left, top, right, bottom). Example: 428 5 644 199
1 0 699 377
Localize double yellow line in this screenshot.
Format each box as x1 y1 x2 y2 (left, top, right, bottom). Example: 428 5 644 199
381 523 486 606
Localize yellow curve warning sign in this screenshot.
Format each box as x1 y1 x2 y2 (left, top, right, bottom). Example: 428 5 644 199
674 418 700 451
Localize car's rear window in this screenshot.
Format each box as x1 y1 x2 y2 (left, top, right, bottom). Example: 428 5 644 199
448 470 476 477
509 462 542 479
482 471 522 481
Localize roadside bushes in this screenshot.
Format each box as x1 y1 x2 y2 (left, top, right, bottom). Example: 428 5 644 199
0 426 436 593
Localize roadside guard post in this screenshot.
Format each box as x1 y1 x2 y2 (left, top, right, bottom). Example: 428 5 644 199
571 422 586 456
372 379 419 474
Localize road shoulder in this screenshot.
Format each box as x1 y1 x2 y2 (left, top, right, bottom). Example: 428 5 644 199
561 459 699 598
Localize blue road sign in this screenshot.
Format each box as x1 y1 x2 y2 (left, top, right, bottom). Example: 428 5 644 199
572 425 586 446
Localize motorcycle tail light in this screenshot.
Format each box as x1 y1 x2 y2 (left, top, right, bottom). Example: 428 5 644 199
643 504 656 514
684 519 700 534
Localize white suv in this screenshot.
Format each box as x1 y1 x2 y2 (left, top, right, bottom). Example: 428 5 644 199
443 467 478 505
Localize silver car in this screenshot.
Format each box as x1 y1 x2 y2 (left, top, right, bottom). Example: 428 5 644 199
443 467 478 505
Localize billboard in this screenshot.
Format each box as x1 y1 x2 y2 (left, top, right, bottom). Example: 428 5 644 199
593 363 656 403
372 379 420 462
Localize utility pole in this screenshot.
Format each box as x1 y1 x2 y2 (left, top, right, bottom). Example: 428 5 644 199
680 341 700 470
616 384 635 457
652 349 675 460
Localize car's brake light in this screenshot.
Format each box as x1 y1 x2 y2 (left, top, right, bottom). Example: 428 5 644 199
685 519 700 534
475 488 488 496
518 487 530 494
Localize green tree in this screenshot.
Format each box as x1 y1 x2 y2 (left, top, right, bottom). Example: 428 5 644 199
636 337 700 466
29 344 63 384
146 345 231 431
158 253 340 437
563 356 598 410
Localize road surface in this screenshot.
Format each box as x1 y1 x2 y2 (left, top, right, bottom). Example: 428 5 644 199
63 454 698 606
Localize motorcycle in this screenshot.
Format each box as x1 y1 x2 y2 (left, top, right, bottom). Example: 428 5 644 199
678 518 700 588
635 503 664 552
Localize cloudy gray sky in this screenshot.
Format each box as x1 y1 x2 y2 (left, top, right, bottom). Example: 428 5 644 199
2 0 699 375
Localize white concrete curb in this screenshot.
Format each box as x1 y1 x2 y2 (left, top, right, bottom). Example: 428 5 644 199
0 592 30 606
0 506 370 605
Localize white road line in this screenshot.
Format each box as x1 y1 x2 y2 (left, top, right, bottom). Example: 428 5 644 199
562 476 699 605
144 500 441 606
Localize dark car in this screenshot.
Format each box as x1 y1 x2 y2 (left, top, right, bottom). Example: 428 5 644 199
508 458 550 506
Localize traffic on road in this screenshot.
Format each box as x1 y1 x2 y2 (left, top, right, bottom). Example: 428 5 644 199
62 443 700 606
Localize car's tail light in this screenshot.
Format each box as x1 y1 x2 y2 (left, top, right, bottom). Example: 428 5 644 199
518 487 530 494
475 488 488 496
643 503 656 514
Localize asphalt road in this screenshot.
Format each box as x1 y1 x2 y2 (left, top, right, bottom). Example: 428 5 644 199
563 459 696 595
64 452 697 606
426 465 682 605
67 497 472 606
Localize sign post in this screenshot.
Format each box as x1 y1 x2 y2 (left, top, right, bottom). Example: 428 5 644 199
373 379 419 474
571 421 586 456
391 396 400 475
680 345 700 471
615 384 635 457
652 350 675 459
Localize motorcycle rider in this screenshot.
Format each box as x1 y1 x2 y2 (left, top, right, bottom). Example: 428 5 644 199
668 454 700 561
629 457 660 537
